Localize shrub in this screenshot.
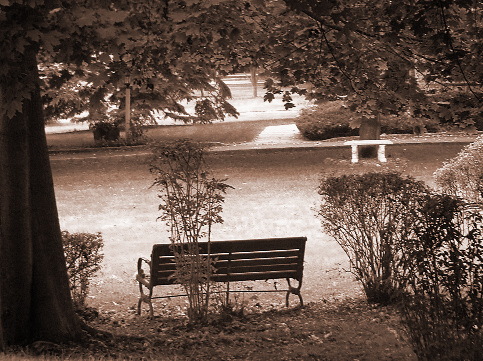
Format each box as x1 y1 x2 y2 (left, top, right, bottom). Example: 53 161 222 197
434 136 483 205
296 102 438 140
429 91 483 131
317 172 429 304
295 102 359 140
396 194 483 361
150 140 232 323
90 121 120 142
380 114 439 135
62 231 104 309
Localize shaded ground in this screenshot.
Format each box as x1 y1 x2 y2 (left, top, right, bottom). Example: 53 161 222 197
83 300 414 360
46 118 297 150
8 299 414 360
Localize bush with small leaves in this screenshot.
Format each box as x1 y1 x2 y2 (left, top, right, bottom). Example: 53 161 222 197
62 231 104 309
317 172 429 304
150 140 232 323
295 102 358 140
435 136 483 205
397 194 483 361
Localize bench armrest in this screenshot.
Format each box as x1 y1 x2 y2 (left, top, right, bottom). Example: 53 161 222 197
136 257 152 289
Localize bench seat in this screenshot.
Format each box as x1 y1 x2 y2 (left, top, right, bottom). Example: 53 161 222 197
344 139 393 163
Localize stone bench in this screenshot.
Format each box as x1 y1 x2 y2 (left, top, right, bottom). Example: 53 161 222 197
344 140 393 163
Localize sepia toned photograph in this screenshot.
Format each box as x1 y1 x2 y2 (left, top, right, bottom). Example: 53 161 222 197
1 1 482 360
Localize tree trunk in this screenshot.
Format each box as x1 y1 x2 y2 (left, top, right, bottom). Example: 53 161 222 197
0 47 83 346
250 66 258 98
359 115 381 159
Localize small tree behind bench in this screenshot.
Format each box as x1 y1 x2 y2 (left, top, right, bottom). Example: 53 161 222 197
150 140 232 323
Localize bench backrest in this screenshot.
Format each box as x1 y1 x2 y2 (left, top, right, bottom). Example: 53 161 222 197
150 237 307 286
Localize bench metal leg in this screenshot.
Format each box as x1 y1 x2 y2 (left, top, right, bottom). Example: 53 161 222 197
136 257 154 317
137 291 154 317
286 278 303 307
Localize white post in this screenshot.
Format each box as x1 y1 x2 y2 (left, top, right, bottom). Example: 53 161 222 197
125 76 131 141
250 66 258 98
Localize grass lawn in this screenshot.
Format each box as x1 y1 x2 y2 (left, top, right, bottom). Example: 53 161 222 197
45 73 308 151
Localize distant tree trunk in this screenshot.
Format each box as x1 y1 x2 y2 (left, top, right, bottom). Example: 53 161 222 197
359 115 381 159
250 66 258 98
0 47 82 346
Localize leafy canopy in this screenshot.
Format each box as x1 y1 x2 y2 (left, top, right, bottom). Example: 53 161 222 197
1 0 266 123
261 0 483 126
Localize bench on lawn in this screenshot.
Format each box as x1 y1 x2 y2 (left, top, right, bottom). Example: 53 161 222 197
136 237 307 316
344 139 393 163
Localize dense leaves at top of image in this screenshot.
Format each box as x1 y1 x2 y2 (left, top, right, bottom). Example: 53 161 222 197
263 0 483 128
2 0 482 126
0 0 262 123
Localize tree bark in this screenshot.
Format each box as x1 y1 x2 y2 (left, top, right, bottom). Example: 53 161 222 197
0 47 83 346
358 115 381 159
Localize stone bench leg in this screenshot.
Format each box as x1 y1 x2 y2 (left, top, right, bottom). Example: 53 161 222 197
378 145 387 162
351 145 359 163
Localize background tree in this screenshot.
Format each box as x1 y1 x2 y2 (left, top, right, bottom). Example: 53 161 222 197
260 0 483 130
39 0 271 128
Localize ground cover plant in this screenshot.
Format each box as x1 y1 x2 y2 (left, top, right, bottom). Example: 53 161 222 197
435 135 483 205
318 168 483 360
62 231 104 309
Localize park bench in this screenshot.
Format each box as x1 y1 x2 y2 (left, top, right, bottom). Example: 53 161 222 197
344 139 393 163
136 237 307 317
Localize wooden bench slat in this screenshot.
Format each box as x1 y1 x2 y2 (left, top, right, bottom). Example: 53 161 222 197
207 238 306 253
154 259 301 277
154 262 300 278
216 250 302 260
154 250 302 264
216 256 300 268
152 270 301 286
152 237 306 256
152 254 302 272
211 270 299 283
216 263 300 275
